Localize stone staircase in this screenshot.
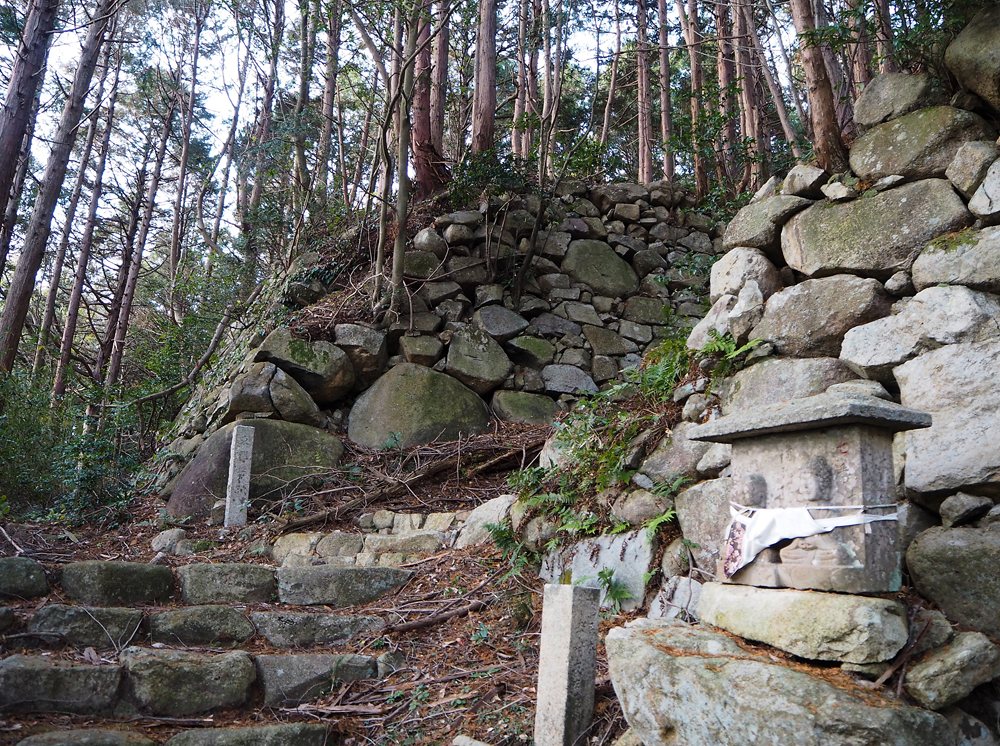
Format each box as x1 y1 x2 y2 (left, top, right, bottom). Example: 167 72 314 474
0 500 514 745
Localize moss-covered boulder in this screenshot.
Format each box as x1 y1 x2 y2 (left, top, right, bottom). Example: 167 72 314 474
853 72 941 127
150 606 255 646
254 327 355 404
445 327 513 395
849 106 996 181
561 240 639 297
781 179 973 280
347 363 490 449
0 557 48 598
162 724 329 746
0 655 122 714
28 605 145 650
491 390 558 425
722 195 813 260
166 420 344 520
16 730 155 746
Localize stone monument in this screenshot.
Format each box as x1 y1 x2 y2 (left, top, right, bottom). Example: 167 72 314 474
689 392 931 593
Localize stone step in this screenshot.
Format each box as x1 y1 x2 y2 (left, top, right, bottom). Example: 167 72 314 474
0 647 393 717
7 603 386 650
14 724 331 746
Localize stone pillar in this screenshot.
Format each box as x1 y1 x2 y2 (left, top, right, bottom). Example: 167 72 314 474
224 425 255 528
534 584 600 746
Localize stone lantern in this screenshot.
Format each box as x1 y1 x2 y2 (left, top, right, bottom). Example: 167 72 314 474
689 392 931 594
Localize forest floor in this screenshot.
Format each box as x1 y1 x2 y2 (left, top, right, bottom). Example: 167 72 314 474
0 420 633 746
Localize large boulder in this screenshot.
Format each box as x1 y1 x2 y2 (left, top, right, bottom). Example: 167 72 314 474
491 390 558 425
849 107 996 181
254 328 355 404
28 605 144 650
781 179 973 280
150 606 255 646
841 286 1000 381
561 240 639 297
854 72 940 127
276 566 412 607
721 357 857 414
607 619 953 746
905 632 1000 711
913 226 1000 293
334 324 387 389
895 341 1000 500
908 527 1000 637
348 363 490 449
255 653 376 707
709 247 782 303
0 656 122 714
722 195 813 259
0 557 48 598
166 420 344 520
472 306 529 343
969 159 1000 224
640 422 711 483
249 612 384 648
697 583 908 664
945 4 1000 114
750 275 892 358
590 183 649 213
61 562 174 606
445 327 513 395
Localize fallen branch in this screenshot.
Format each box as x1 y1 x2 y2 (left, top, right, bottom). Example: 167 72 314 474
873 619 932 689
384 599 486 633
278 438 544 533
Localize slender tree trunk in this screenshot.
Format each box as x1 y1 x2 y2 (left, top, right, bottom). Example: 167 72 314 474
810 0 854 136
0 0 58 231
873 0 897 73
513 0 528 157
292 0 315 211
31 48 112 377
470 0 497 153
430 0 449 154
315 0 342 203
714 0 736 187
390 9 419 315
789 0 849 173
106 107 175 389
742 1 802 158
636 0 654 183
168 7 205 325
845 0 873 97
53 49 121 398
0 0 118 375
657 0 673 179
412 0 448 198
600 0 621 147
0 83 43 273
763 0 808 133
676 0 708 198
734 0 761 188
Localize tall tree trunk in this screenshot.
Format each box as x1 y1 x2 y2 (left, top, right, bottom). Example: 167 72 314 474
31 47 112 377
600 0 622 147
789 0 849 173
657 0 673 179
873 0 897 73
845 0 873 97
742 1 803 158
636 0 654 183
292 0 315 212
714 0 736 187
315 0 342 204
106 107 176 389
389 8 419 315
53 48 121 398
168 5 206 325
675 0 708 198
412 0 448 198
0 83 42 273
734 0 761 188
513 0 528 157
470 0 497 153
763 0 808 132
430 0 449 154
0 0 58 232
810 0 854 137
0 0 118 375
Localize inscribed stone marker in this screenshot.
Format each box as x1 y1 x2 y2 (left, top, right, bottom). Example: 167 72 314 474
534 584 600 746
224 425 254 527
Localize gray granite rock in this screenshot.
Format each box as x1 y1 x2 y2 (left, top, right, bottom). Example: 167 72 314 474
896 341 1000 500
947 140 999 198
913 226 1000 294
607 619 952 746
541 364 598 395
723 195 813 259
849 106 996 181
941 493 994 528
673 478 732 571
781 179 973 280
781 165 828 198
119 647 255 716
15 730 154 746
698 583 908 664
162 724 330 746
491 390 558 425
455 494 518 548
561 240 639 297
178 564 275 605
0 557 49 599
969 159 1000 224
905 632 1000 710
28 605 144 650
840 285 1000 381
472 306 529 343
249 612 384 647
0 655 122 714
61 562 173 607
276 566 412 606
721 357 857 415
709 247 782 304
853 72 940 126
334 323 387 388
751 275 892 358
640 422 712 482
253 328 355 404
945 4 1000 114
150 606 255 646
255 654 377 707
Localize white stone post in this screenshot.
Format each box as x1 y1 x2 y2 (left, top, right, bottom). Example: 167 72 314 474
534 583 601 746
224 425 255 527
